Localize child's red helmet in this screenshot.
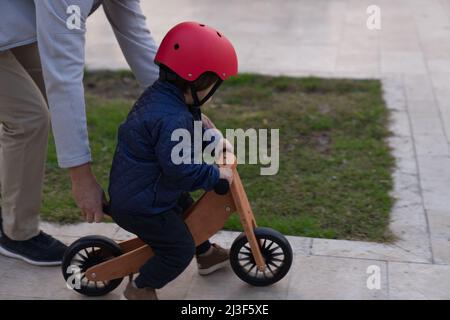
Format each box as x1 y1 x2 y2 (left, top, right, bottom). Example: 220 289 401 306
155 21 238 81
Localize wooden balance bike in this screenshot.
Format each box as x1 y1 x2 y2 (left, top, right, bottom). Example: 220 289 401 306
62 152 293 297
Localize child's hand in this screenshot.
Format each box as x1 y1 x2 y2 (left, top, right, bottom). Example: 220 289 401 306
219 167 234 185
201 114 216 129
220 138 233 154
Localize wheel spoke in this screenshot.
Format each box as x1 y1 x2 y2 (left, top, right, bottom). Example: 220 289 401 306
239 256 252 261
77 252 88 261
71 258 84 265
247 263 257 275
271 252 285 258
241 260 254 268
267 260 280 270
239 251 252 256
265 240 275 251
269 245 281 254
262 239 267 249
271 257 284 263
91 247 99 256
243 245 252 252
266 262 275 276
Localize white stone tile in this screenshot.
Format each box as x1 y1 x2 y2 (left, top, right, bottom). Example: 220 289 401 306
403 75 435 101
381 52 428 75
427 59 450 74
311 238 430 264
393 156 418 176
335 51 379 74
407 100 439 116
287 255 388 299
389 110 410 137
389 262 450 299
413 134 450 157
427 210 450 237
41 222 119 239
430 73 450 100
421 183 450 212
417 156 450 182
409 113 445 136
430 236 450 265
382 76 406 106
387 136 415 159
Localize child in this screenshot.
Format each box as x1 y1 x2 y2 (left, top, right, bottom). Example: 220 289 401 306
108 22 238 300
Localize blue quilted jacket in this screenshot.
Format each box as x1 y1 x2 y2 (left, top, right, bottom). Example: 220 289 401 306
108 80 220 216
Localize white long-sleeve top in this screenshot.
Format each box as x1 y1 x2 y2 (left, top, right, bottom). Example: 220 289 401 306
0 0 159 168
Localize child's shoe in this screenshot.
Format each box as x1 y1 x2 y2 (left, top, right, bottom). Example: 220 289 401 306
196 243 229 275
123 279 158 300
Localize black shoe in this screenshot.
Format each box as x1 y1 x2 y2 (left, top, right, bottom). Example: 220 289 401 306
0 231 67 266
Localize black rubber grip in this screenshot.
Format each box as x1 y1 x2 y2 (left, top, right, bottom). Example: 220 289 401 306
214 178 230 195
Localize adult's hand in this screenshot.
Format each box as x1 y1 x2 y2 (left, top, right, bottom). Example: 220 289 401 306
69 163 105 223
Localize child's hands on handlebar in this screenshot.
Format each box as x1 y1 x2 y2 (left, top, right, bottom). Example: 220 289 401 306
219 167 234 185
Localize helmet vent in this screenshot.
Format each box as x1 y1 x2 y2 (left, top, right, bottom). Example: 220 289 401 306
174 43 180 50
216 32 222 37
199 24 205 27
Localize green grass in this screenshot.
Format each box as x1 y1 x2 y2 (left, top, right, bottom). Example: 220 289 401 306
42 71 395 242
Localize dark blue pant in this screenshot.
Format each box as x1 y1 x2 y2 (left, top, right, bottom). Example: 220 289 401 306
112 193 211 289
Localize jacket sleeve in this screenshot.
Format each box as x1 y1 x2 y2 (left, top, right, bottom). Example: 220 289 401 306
152 116 220 192
34 0 94 168
102 0 159 89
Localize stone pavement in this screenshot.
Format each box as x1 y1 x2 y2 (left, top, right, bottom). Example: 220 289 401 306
2 0 450 299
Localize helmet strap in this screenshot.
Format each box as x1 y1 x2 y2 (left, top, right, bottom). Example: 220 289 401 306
188 79 223 108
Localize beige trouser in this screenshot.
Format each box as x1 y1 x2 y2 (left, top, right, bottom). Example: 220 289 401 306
0 42 49 241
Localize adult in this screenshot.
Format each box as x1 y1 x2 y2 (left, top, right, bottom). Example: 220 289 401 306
0 0 159 265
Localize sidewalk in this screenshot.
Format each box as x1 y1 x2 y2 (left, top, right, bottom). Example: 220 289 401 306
2 0 450 299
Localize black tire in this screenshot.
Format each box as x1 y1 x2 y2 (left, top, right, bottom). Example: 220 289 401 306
62 235 123 297
230 227 293 286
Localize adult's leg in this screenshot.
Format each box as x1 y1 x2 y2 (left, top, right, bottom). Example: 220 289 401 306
0 43 49 240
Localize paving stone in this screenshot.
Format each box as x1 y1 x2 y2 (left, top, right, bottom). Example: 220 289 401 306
389 110 411 137
41 222 119 239
403 75 435 101
311 238 430 264
286 255 388 299
389 262 450 299
381 52 428 75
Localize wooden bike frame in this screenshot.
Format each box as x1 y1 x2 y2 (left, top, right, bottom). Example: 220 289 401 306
85 153 265 282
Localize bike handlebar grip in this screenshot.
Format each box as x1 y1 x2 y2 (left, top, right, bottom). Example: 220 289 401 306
214 179 230 195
